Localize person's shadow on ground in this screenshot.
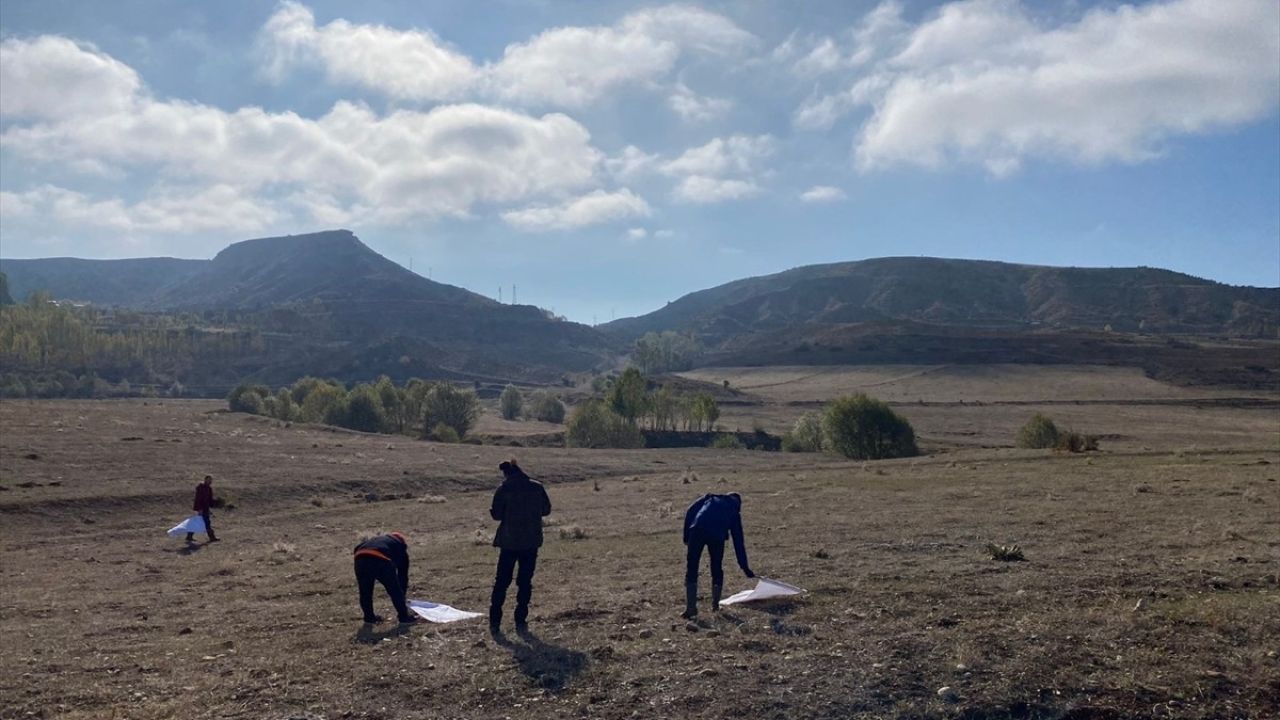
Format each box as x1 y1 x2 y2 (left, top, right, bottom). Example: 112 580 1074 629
490 626 587 692
163 543 203 556
353 622 410 645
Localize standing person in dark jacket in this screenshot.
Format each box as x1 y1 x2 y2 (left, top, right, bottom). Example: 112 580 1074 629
186 475 219 543
488 460 552 631
353 532 417 625
682 492 754 619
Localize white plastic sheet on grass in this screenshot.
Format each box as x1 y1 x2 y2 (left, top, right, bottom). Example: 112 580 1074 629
167 514 206 537
407 599 483 623
720 577 806 606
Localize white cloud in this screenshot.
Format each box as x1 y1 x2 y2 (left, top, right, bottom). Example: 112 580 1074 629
672 176 759 204
605 145 660 182
0 36 141 119
660 134 773 204
1 184 281 235
661 135 774 178
0 36 608 238
667 82 732 123
797 0 1280 175
259 1 477 100
502 189 651 232
258 2 753 110
625 227 648 242
800 185 846 203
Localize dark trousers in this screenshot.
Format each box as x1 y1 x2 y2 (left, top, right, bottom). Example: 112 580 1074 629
354 555 410 622
186 510 215 541
685 532 725 587
489 548 538 624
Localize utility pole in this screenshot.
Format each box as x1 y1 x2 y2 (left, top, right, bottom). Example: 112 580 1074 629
512 284 517 305
499 286 503 303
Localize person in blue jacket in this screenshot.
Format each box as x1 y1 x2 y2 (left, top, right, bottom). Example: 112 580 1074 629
682 492 754 619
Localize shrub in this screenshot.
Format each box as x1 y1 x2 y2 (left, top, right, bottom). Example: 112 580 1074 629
422 383 479 439
299 382 346 424
710 434 744 450
782 412 824 452
340 384 387 433
527 390 567 423
822 393 918 460
430 422 460 444
1056 431 1099 453
228 383 270 414
566 400 645 449
985 543 1025 562
558 525 589 540
499 384 524 420
1016 414 1060 449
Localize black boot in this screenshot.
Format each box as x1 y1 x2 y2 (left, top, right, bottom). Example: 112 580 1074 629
681 582 698 619
711 584 723 613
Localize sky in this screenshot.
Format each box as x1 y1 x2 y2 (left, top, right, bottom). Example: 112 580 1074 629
1 0 1277 323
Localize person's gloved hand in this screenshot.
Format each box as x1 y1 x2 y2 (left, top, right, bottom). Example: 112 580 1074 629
743 567 755 579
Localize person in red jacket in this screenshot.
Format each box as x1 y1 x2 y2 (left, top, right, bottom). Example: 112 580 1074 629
186 475 219 543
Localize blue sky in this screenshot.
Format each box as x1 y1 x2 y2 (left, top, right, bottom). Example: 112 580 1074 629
1 0 1277 323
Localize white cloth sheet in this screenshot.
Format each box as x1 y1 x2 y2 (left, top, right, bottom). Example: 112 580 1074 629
407 599 483 623
719 577 806 606
167 514 206 537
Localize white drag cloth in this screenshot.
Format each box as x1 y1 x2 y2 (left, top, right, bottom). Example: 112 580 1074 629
407 599 483 623
720 577 806 606
167 514 206 537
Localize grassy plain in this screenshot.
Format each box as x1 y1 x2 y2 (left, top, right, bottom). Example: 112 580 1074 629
1 363 1277 719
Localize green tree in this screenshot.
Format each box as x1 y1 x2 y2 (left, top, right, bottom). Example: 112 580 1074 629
374 375 405 432
822 394 918 460
607 367 650 425
300 382 346 424
341 383 388 433
499 384 524 420
527 390 566 423
422 383 479 439
228 383 270 414
782 412 824 452
633 331 701 374
566 400 645 449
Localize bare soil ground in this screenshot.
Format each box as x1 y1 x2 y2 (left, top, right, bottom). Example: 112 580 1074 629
2 369 1278 719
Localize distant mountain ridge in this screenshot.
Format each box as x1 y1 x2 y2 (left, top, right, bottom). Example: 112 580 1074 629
604 257 1279 342
0 230 612 383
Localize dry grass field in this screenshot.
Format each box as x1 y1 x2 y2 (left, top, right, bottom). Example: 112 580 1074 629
1 364 1278 719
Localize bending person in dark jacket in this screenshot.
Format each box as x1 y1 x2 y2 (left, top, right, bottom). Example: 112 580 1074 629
682 492 754 619
488 460 552 630
353 532 417 625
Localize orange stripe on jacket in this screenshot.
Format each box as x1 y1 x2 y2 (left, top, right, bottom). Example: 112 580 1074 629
354 548 391 562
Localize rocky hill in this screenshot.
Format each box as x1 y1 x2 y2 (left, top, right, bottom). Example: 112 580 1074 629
1 230 614 383
604 257 1279 343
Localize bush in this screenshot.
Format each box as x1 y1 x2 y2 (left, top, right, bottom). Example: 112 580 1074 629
1056 431 1099 453
527 390 567 423
566 400 645 449
822 393 918 460
782 412 824 452
228 383 270 414
430 422 460 443
1016 414 1060 449
710 434 744 450
985 543 1025 562
340 384 387 433
499 384 524 420
299 382 346 424
422 383 479 439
